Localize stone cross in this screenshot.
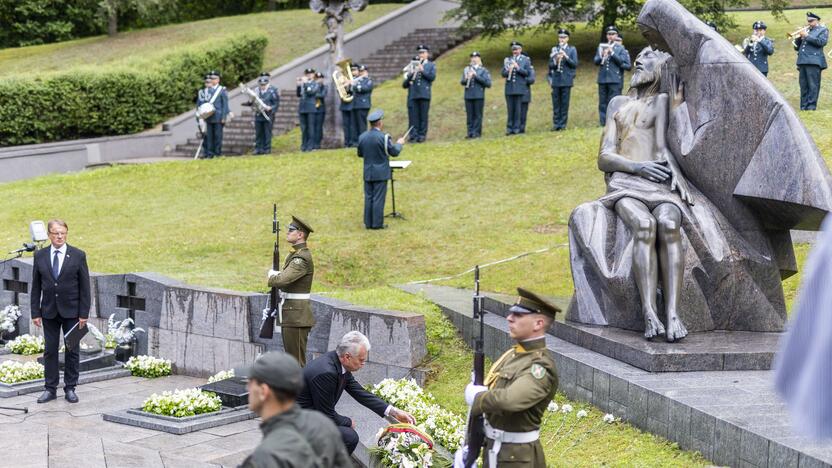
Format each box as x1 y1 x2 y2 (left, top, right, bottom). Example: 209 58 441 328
3 267 28 306
310 0 368 148
116 281 145 324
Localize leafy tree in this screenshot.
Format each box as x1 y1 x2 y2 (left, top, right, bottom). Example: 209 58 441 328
0 0 102 47
98 0 178 36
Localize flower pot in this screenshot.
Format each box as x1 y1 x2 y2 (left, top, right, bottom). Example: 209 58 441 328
114 344 133 363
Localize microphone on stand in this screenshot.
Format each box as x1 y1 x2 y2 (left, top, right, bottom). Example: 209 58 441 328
8 243 36 254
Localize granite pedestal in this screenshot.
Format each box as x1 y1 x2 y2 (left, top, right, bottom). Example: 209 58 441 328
200 378 248 408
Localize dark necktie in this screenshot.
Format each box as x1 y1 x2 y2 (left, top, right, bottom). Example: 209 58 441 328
338 372 347 395
52 251 60 279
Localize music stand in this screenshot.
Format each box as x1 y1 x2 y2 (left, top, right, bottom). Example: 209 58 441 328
386 160 411 219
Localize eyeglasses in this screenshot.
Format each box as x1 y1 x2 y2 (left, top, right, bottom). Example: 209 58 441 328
48 231 67 237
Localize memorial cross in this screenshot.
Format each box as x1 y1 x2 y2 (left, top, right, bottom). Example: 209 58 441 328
3 267 29 306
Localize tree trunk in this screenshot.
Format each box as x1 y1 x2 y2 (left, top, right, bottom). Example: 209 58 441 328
107 5 118 37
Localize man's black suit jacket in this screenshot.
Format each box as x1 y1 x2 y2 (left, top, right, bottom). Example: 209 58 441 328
30 245 91 320
297 351 389 427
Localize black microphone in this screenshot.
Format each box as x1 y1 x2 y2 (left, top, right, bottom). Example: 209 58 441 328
9 243 36 254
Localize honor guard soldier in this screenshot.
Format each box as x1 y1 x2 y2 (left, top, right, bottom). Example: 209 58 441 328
352 64 374 139
461 51 492 139
795 12 829 110
252 72 279 155
197 70 229 158
267 216 315 367
297 68 321 152
405 45 436 142
502 41 533 135
238 352 352 468
357 110 405 230
313 71 328 150
548 29 578 131
519 52 535 134
340 64 359 148
462 288 559 468
594 26 631 125
744 21 775 76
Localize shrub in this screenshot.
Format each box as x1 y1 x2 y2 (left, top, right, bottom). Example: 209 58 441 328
0 33 266 146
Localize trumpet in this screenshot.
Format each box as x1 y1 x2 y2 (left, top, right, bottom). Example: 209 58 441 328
504 56 518 80
464 64 474 88
403 59 422 82
599 41 615 65
332 59 355 103
786 26 809 39
551 45 565 72
734 35 760 53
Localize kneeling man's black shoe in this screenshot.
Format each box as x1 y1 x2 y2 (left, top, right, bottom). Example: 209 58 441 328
64 389 79 403
37 391 57 404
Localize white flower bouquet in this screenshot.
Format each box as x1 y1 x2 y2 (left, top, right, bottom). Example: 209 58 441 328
369 378 466 453
4 334 45 355
141 387 222 418
0 305 22 335
124 355 172 378
207 369 234 383
0 360 44 384
369 424 449 468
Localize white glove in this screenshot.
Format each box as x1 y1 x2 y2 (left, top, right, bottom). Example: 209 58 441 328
465 383 487 406
267 269 279 280
453 447 468 468
262 308 271 321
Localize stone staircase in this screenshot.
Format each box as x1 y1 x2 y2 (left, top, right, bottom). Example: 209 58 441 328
169 27 474 157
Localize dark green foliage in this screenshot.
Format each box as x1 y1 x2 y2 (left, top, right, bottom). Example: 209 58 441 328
0 34 266 146
0 0 103 47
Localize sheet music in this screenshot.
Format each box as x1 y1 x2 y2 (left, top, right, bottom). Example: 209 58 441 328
390 160 412 170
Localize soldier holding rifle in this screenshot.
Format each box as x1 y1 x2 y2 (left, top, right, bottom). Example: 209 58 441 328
266 216 315 367
457 288 559 468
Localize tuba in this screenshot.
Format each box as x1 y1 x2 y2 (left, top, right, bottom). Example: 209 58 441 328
332 59 355 103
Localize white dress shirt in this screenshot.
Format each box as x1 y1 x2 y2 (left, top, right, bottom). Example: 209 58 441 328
50 244 67 276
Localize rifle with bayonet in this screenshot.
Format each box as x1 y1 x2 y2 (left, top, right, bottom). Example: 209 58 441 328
259 204 281 339
461 265 486 467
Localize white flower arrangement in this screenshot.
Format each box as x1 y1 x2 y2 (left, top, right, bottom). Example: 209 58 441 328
107 314 145 346
207 369 234 384
0 305 22 334
603 413 616 424
547 401 559 413
576 409 588 419
0 360 44 384
141 387 222 418
369 378 466 452
4 334 45 355
369 427 436 468
124 355 172 378
560 403 573 414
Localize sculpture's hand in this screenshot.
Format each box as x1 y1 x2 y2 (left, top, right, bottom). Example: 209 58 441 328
670 168 695 206
671 78 685 110
634 160 671 182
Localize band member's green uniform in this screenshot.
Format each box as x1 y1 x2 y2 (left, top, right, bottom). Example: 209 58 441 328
267 216 315 367
464 288 559 468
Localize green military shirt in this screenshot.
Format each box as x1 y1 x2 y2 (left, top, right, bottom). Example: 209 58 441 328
268 242 315 328
239 407 317 468
472 337 558 467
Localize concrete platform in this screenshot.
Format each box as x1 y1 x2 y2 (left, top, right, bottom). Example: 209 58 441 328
399 283 832 468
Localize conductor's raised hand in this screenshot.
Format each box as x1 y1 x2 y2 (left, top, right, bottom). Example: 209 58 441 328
396 137 406 145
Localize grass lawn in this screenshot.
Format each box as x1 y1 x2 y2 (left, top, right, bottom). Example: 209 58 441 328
0 4 401 77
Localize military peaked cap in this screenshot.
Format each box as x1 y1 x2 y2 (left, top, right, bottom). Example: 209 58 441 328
753 21 767 29
605 25 619 34
808 12 821 20
508 288 561 319
289 215 314 235
304 67 316 74
510 41 523 49
470 51 481 57
235 352 304 394
417 44 430 52
207 70 221 79
558 29 570 37
368 109 384 122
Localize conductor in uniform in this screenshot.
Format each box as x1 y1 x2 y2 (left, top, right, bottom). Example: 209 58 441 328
197 70 229 158
405 45 436 142
461 51 492 139
352 64 374 139
357 110 405 230
548 29 578 131
503 41 532 135
297 68 320 152
459 288 559 468
795 12 829 110
267 216 315 367
744 21 775 76
252 72 279 155
594 26 631 125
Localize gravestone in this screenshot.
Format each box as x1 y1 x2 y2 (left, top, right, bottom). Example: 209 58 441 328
200 377 249 407
0 258 33 336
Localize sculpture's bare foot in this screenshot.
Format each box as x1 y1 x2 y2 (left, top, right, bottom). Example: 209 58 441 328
644 311 666 339
666 313 688 342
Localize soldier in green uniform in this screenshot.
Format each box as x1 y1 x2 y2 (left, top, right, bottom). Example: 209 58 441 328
267 216 315 367
462 288 559 468
237 352 351 468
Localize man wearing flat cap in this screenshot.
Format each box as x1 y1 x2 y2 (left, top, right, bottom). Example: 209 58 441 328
548 29 578 131
502 41 533 135
594 26 631 125
251 72 279 155
458 288 559 468
268 216 315 366
297 68 321 151
238 352 351 468
795 12 828 110
357 109 406 230
744 22 774 77
196 70 229 158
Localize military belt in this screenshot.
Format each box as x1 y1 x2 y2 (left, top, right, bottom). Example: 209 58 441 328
281 292 311 300
484 419 540 467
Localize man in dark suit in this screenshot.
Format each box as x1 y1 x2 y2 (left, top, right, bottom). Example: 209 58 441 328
297 331 415 455
357 109 405 230
30 219 91 404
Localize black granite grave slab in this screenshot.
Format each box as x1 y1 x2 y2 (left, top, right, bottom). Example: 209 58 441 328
37 350 115 372
102 405 256 435
200 378 248 408
550 321 781 372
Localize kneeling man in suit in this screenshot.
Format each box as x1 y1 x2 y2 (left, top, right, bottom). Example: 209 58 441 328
30 219 91 404
297 331 415 454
